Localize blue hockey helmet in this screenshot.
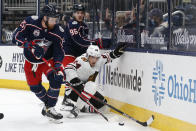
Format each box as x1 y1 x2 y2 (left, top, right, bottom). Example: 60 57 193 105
42 4 60 18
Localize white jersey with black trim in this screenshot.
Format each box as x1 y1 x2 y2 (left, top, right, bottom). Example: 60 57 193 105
64 52 112 83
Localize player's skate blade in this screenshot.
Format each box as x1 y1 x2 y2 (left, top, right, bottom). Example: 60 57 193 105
45 107 63 123
47 117 63 124
66 106 80 118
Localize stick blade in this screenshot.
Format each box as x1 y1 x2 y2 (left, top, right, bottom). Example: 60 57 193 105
136 115 154 127
146 115 155 126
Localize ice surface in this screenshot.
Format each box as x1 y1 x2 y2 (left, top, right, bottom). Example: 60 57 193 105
0 88 158 131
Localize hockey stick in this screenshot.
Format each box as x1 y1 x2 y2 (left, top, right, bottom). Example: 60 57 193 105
95 0 103 48
42 58 154 126
42 58 109 122
83 91 154 127
42 58 53 69
95 0 101 35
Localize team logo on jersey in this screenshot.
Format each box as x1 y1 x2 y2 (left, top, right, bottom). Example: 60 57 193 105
72 21 78 25
81 57 88 62
34 39 52 47
59 26 64 32
0 56 3 69
33 29 40 37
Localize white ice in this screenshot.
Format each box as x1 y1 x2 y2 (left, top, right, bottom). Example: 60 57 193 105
0 88 158 131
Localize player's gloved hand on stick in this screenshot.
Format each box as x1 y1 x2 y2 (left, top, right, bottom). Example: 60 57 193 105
70 77 84 93
54 63 65 83
32 44 44 59
110 43 127 59
24 41 44 59
47 64 65 84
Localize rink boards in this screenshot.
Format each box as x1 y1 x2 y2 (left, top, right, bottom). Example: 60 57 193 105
0 46 65 94
0 46 196 130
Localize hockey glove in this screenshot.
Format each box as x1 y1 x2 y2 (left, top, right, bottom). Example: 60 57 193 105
54 64 65 83
31 44 44 59
47 69 64 86
110 43 127 59
47 63 65 84
70 77 84 93
24 42 44 59
47 68 64 90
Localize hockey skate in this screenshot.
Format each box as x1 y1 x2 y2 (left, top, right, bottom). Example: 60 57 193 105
67 106 80 118
45 107 63 123
80 105 110 114
80 105 96 113
60 97 75 111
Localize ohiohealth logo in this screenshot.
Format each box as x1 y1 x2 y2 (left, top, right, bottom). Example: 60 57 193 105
152 60 166 106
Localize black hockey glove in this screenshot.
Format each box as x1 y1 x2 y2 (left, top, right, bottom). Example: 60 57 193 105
47 67 64 90
47 64 65 84
110 43 127 59
24 42 44 59
70 77 84 93
32 44 44 59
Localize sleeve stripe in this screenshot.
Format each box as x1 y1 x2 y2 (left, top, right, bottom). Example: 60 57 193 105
15 26 26 47
54 61 62 64
49 32 65 55
15 23 42 47
26 24 42 30
64 55 76 58
67 63 76 68
64 67 75 70
78 26 95 42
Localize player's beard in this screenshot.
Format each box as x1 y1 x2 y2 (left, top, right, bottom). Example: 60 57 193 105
47 23 55 30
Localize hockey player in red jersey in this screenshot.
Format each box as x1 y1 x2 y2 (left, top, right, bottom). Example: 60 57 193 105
62 44 127 118
12 4 65 122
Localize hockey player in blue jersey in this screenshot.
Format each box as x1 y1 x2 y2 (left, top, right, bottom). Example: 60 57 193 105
61 4 104 110
12 4 65 123
63 4 103 59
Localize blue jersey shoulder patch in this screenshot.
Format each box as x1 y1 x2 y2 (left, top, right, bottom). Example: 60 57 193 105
31 15 39 20
72 21 78 25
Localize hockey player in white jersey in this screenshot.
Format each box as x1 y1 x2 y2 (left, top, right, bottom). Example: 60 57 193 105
63 43 127 118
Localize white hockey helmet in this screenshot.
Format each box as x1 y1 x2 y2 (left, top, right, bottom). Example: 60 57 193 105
86 45 101 58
